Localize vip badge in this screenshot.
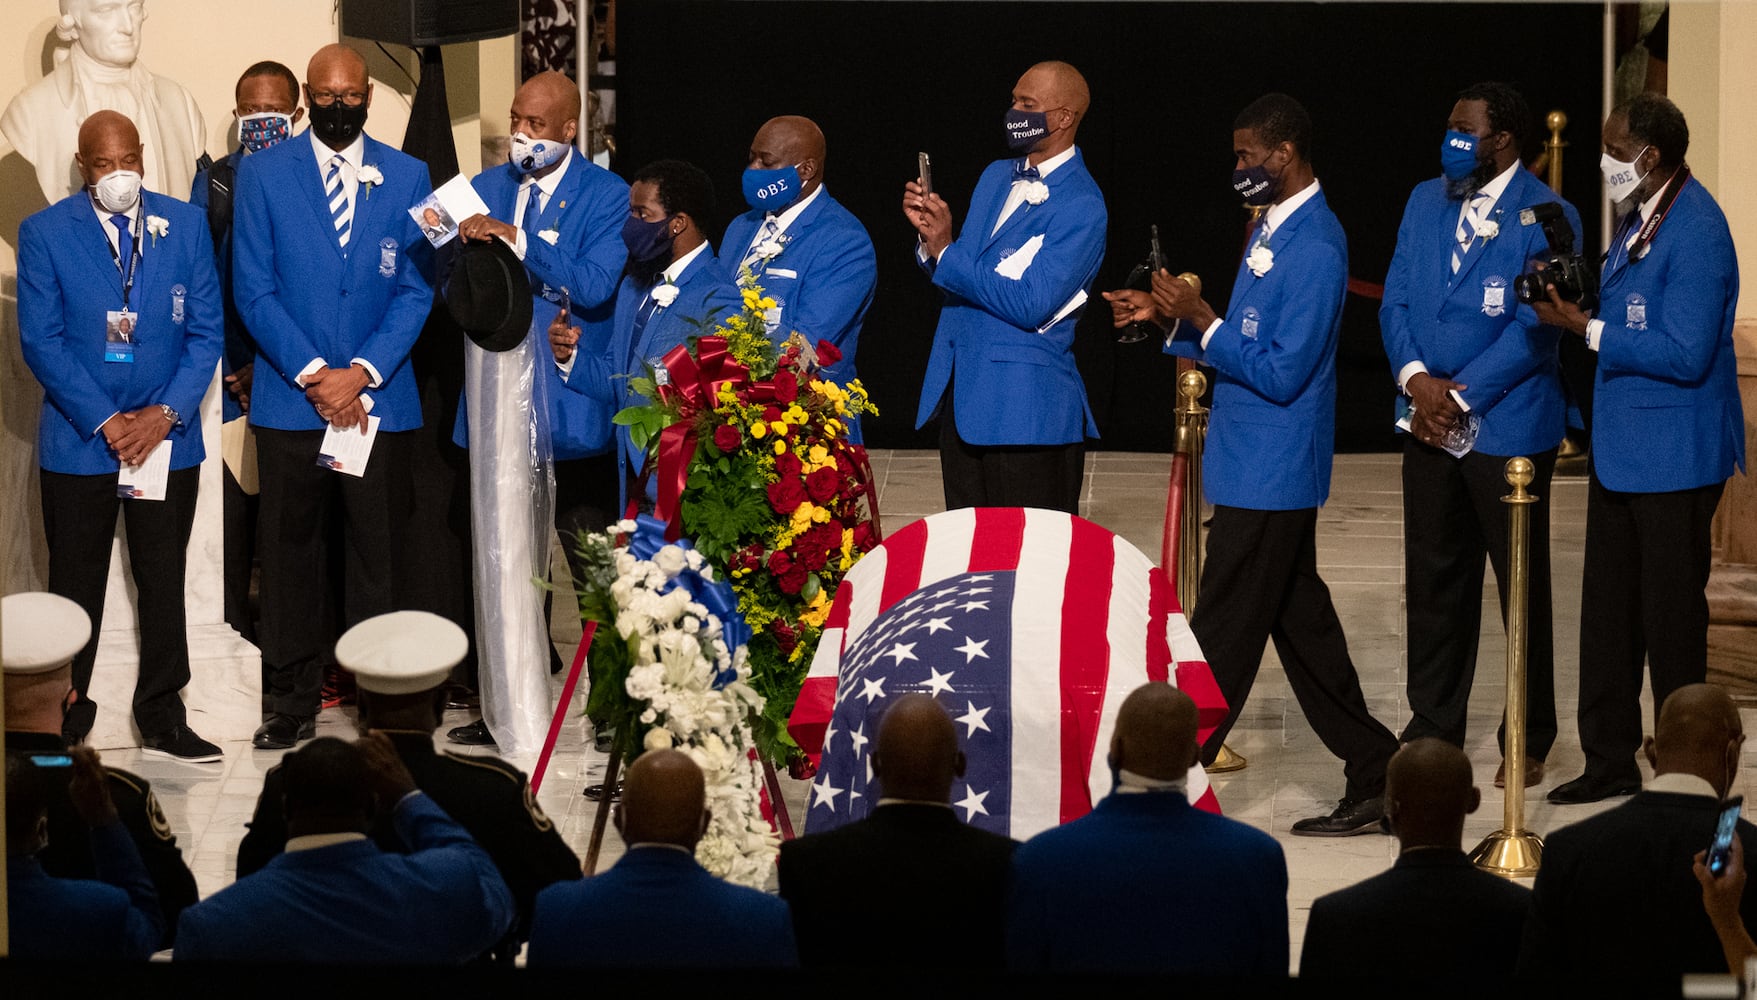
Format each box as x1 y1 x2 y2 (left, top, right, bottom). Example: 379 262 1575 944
1626 293 1648 330
378 237 398 278
1481 276 1507 318
170 284 187 324
1241 306 1261 340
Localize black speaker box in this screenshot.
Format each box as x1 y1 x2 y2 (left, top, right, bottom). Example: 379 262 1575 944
341 0 519 48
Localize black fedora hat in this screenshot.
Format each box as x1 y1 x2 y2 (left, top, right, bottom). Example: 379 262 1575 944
444 238 533 352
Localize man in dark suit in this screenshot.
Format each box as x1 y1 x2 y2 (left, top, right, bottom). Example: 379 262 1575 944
1007 683 1288 975
1520 684 1757 984
7 748 162 960
1381 83 1584 789
724 115 876 434
176 734 515 962
233 44 434 750
526 749 798 968
1534 94 1745 804
191 60 305 645
779 694 1016 968
16 110 224 759
549 159 740 512
234 611 579 962
903 60 1107 514
1301 739 1530 983
3 592 199 949
1107 93 1399 835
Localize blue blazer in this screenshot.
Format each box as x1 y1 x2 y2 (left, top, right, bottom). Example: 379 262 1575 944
526 847 799 968
6 822 163 960
1166 188 1348 510
452 155 630 459
1006 792 1288 976
562 247 741 507
915 151 1107 446
189 149 255 425
1380 170 1584 456
18 190 223 474
232 133 433 432
1591 176 1744 493
722 189 877 388
173 793 514 963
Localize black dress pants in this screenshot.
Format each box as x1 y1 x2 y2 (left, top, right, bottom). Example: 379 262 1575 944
1400 440 1558 759
1194 505 1398 801
1575 474 1726 782
936 385 1084 515
40 465 199 736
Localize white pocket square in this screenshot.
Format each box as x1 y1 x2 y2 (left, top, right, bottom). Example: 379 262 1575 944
994 233 1046 280
767 267 798 279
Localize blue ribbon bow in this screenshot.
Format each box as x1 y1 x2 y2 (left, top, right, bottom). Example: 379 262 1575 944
1011 161 1041 184
626 514 750 688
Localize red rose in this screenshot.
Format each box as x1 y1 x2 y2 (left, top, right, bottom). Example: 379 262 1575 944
806 466 840 503
771 619 798 655
777 565 808 595
775 451 803 480
794 537 829 572
853 522 878 552
768 550 794 577
767 478 808 514
773 370 800 404
713 424 742 453
815 339 843 366
762 405 783 424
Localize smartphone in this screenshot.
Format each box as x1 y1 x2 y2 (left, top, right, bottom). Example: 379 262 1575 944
28 753 73 768
1709 795 1743 877
917 152 933 196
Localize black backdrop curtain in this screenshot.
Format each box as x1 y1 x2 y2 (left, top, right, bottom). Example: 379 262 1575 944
615 1 1604 452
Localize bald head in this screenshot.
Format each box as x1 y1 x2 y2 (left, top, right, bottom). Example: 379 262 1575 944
308 44 368 90
748 115 827 196
617 749 709 848
511 71 581 146
1109 683 1200 782
4 666 76 737
1384 739 1479 849
74 110 143 188
1009 61 1088 161
1024 61 1091 117
872 695 963 802
1648 684 1746 796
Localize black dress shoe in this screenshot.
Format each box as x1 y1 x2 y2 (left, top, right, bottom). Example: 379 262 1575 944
447 719 496 747
142 725 223 763
1547 772 1641 805
1292 797 1388 837
61 698 98 745
253 713 315 750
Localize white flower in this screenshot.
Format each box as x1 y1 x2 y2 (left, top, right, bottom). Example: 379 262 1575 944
651 282 679 308
654 546 687 576
145 215 169 238
643 727 672 750
357 164 384 198
754 239 785 260
538 228 560 246
1246 245 1275 278
613 518 637 534
1475 218 1500 240
1022 180 1049 205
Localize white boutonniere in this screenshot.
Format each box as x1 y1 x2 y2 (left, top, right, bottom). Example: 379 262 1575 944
357 164 384 199
651 281 679 308
1246 244 1275 278
537 228 560 246
754 236 787 261
1475 217 1500 240
1022 180 1050 206
144 215 169 247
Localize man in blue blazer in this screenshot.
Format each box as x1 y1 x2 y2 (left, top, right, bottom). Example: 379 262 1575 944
903 61 1106 514
232 44 434 750
1381 83 1583 789
191 59 305 646
1108 94 1398 836
1534 95 1745 804
1007 683 1288 975
17 110 223 759
724 115 876 437
527 749 798 968
550 159 740 512
175 734 514 963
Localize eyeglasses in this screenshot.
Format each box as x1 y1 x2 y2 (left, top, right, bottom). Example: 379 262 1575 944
309 91 368 108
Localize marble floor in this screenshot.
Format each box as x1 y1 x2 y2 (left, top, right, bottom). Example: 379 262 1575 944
104 449 1751 973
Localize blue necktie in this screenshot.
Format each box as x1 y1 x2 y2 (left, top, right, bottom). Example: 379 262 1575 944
325 155 352 248
109 214 133 288
521 183 544 236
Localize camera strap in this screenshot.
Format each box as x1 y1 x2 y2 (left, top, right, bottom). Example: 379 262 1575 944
1624 165 1689 264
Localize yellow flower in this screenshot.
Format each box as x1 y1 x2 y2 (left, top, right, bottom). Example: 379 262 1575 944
799 589 832 628
808 444 830 466
811 505 831 524
783 404 807 425
769 420 788 437
791 502 818 532
750 421 767 440
773 438 786 456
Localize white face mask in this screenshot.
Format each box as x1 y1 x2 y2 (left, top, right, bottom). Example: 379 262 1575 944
508 131 567 175
91 169 142 213
1600 145 1651 206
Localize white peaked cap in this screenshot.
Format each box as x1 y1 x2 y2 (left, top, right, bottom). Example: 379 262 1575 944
2 592 92 674
335 610 468 695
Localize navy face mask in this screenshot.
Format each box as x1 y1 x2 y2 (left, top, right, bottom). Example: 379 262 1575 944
1232 163 1278 207
1005 108 1049 152
621 214 673 263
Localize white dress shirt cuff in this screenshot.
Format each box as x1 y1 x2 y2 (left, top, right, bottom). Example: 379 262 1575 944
556 353 576 379
295 358 325 387
350 359 384 388
95 411 120 436
507 229 528 261
1448 389 1470 413
1397 361 1429 394
1199 317 1224 350
360 394 375 415
915 238 946 265
1586 318 1605 352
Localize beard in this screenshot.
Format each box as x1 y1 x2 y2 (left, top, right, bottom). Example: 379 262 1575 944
1444 157 1500 200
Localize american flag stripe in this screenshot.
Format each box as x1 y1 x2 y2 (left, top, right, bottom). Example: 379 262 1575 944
1058 515 1115 823
969 506 1027 571
1006 510 1071 835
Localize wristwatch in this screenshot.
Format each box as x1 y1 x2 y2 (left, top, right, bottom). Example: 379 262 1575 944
157 403 180 425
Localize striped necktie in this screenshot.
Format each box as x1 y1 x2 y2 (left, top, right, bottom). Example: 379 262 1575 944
326 155 352 249
1451 192 1490 273
740 216 780 273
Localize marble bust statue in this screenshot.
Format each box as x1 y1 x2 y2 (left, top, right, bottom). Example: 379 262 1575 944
1 0 206 202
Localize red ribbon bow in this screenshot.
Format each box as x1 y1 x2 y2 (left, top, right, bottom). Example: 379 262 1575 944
651 336 756 540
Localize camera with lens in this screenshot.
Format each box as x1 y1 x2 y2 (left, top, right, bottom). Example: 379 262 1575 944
1512 202 1597 310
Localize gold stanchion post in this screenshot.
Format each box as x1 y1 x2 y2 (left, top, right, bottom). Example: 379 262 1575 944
1469 457 1543 877
1176 367 1245 774
1544 110 1568 195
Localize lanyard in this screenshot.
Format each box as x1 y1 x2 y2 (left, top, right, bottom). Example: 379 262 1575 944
1607 166 1689 272
105 223 143 311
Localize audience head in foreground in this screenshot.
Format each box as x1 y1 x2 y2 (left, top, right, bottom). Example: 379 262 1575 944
527 750 797 969
1007 683 1289 976
1302 740 1529 984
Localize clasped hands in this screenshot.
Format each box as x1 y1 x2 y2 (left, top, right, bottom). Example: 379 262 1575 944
1101 270 1219 335
100 405 176 467
305 363 372 430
